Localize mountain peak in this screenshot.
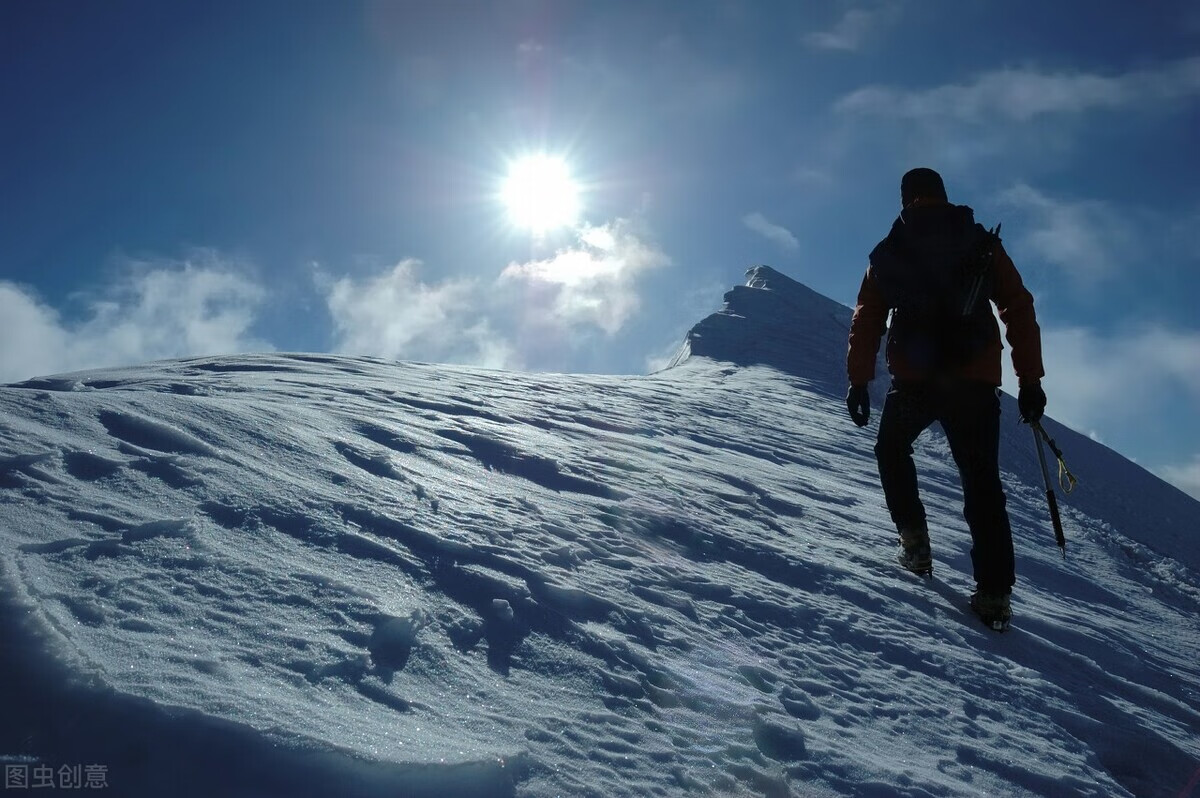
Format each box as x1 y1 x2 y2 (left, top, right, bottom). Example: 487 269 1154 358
667 265 861 393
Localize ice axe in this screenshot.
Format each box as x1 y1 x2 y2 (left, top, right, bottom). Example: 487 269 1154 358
1030 420 1076 558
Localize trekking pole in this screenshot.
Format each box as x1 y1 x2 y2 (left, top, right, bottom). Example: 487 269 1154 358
1031 421 1069 558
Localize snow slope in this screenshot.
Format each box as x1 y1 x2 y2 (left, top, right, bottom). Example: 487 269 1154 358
1 267 1197 797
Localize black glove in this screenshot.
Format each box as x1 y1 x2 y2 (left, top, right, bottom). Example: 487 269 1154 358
1018 381 1046 424
847 384 870 427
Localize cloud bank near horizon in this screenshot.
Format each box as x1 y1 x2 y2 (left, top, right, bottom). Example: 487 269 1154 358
3 234 1197 499
320 220 670 371
499 222 672 335
0 253 269 383
1035 323 1200 425
321 259 508 368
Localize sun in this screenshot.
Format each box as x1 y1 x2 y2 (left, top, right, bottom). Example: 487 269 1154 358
501 154 580 233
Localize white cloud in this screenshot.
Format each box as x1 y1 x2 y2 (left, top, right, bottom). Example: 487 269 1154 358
322 222 670 370
743 212 799 251
0 253 269 383
804 8 896 52
996 184 1132 280
88 259 268 361
995 322 1200 498
323 259 512 367
835 57 1200 121
1157 455 1200 501
793 167 837 188
461 321 519 371
0 284 73 383
501 221 671 335
1028 324 1200 443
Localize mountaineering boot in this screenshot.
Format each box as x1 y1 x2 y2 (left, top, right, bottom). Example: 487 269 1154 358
970 590 1012 632
896 522 932 577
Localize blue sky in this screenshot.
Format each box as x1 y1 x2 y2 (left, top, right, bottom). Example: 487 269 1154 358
2 1 1199 497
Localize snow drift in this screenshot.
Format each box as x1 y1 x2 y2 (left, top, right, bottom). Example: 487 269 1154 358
1 266 1197 797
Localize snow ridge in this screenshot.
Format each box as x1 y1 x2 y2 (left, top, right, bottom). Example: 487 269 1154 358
668 265 860 395
0 279 1198 798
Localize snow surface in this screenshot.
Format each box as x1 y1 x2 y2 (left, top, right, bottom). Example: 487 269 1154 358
1 266 1197 797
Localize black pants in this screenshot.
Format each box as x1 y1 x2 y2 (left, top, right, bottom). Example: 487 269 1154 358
874 379 1015 593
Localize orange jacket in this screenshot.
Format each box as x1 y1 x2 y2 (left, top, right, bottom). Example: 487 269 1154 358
847 228 1044 388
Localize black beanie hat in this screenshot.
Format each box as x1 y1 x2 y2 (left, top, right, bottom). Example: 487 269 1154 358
900 167 947 206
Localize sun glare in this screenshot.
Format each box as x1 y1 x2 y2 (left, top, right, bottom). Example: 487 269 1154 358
502 154 580 233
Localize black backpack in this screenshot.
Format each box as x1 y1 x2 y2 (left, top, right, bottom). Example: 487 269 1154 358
869 205 1002 372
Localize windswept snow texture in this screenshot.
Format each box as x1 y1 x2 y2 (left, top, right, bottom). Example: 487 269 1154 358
1 268 1198 798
